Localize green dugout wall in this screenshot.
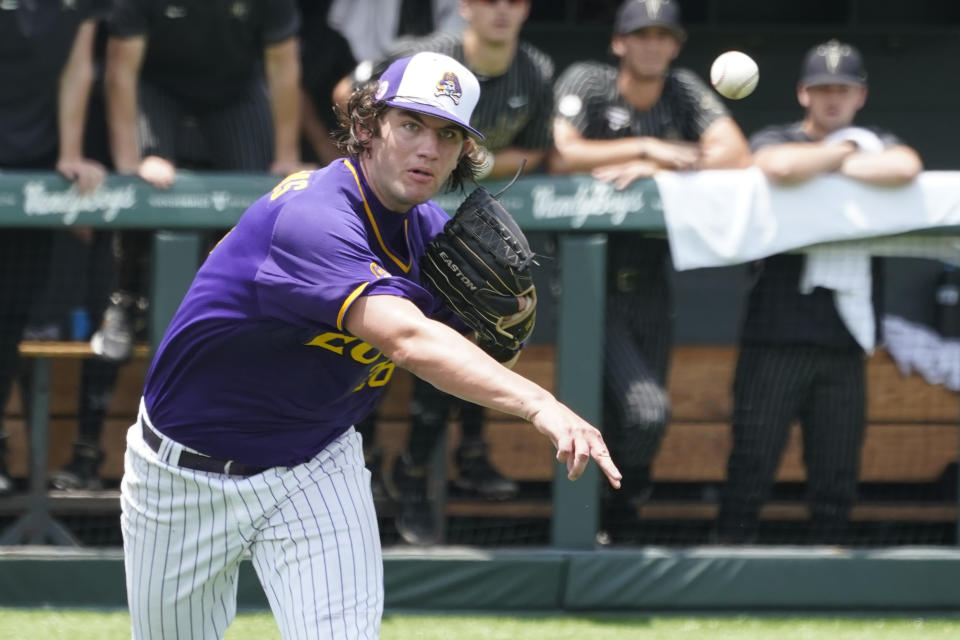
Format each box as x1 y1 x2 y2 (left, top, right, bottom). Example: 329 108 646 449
3 546 960 611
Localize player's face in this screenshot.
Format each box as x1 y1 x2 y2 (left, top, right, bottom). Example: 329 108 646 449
361 109 467 212
613 27 681 79
463 0 530 45
799 84 868 134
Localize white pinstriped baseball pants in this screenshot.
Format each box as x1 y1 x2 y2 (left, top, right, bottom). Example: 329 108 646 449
121 416 383 639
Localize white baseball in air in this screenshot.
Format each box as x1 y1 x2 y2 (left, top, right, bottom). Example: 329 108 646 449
710 51 759 100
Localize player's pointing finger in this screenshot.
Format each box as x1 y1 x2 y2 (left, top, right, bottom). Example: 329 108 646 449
566 435 591 480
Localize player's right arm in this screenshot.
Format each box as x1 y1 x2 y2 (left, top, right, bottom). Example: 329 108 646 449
344 292 622 488
57 19 106 195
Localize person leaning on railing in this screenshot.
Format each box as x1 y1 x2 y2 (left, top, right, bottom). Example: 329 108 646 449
547 0 752 545
0 2 106 497
713 40 923 545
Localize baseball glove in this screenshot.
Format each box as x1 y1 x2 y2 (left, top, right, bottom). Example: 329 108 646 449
421 185 537 362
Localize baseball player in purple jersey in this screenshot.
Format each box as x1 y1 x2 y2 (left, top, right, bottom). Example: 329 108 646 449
121 51 621 639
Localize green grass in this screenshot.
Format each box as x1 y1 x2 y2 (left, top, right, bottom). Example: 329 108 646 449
2 609 960 639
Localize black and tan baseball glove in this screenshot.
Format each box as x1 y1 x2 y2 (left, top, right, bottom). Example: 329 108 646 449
421 185 537 362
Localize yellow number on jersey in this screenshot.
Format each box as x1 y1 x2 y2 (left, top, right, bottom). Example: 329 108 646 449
270 170 312 201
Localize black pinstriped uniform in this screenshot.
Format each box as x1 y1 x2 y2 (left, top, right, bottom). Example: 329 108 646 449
553 61 728 501
716 122 899 545
108 0 300 170
365 31 555 474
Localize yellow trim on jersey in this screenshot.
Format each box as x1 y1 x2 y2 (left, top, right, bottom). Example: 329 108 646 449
343 159 412 273
337 281 371 331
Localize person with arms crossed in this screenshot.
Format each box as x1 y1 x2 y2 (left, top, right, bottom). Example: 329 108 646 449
120 51 620 639
341 0 556 543
0 0 106 495
713 40 922 545
549 0 750 542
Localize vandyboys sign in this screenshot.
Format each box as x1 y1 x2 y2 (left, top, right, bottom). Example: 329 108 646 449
0 171 664 231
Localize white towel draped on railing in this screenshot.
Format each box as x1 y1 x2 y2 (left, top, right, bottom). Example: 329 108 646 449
655 169 960 271
655 169 960 351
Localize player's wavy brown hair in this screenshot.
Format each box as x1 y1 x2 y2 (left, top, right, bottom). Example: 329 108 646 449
332 83 480 193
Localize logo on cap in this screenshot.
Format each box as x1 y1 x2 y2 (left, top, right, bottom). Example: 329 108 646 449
645 0 664 18
435 72 463 105
818 40 852 74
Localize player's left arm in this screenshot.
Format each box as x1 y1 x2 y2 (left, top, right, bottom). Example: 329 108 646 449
264 37 303 176
840 144 923 186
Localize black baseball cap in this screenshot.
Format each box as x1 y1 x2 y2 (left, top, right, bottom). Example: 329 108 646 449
614 0 685 40
800 39 868 87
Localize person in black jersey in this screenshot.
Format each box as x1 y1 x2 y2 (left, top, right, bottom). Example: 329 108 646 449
549 0 751 543
713 40 923 545
340 0 555 545
0 0 107 496
105 0 304 187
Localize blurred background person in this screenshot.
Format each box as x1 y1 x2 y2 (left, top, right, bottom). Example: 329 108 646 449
713 40 923 545
548 0 751 543
297 0 355 167
340 0 555 545
0 0 107 495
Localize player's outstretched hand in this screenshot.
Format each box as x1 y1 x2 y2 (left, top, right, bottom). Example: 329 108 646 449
529 401 622 489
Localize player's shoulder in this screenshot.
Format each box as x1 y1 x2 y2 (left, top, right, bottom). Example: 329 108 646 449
758 121 802 135
748 122 805 150
667 67 728 116
555 60 616 92
859 124 898 139
269 162 359 227
515 40 555 79
667 67 723 105
669 67 712 90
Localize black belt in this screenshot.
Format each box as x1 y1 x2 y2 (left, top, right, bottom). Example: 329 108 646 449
140 420 271 478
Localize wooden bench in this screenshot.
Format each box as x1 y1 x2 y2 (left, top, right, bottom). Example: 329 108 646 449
2 342 957 529
362 345 960 524
372 346 959 481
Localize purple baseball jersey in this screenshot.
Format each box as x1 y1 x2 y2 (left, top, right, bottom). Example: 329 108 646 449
142 159 459 467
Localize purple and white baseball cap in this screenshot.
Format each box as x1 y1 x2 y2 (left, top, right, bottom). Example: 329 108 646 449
374 51 484 140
